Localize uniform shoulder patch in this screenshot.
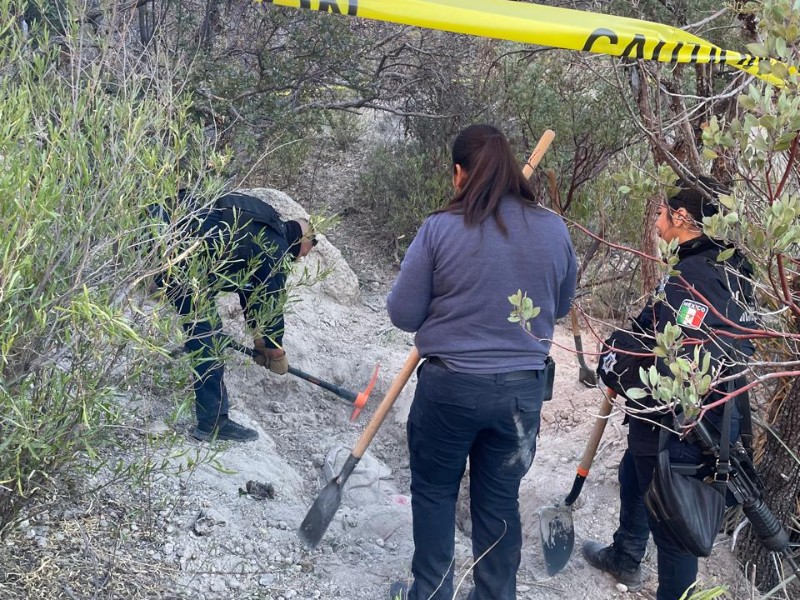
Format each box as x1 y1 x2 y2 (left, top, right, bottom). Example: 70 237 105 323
676 299 709 329
601 351 618 374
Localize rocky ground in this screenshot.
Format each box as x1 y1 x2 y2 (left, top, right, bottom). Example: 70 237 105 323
0 136 759 600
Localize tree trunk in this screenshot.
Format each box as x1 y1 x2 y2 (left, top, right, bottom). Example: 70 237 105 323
632 63 667 294
735 376 800 592
640 195 661 294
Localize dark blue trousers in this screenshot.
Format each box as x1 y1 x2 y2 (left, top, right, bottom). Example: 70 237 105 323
406 361 545 600
170 291 229 426
614 449 697 600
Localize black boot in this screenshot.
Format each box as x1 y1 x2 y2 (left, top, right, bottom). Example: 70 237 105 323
582 541 644 591
192 416 258 442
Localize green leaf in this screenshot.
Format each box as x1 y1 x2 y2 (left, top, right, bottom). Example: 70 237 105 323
746 43 768 57
625 387 648 400
775 36 787 59
770 61 789 81
701 352 711 374
775 131 798 152
724 212 739 224
716 247 736 262
717 194 735 210
738 95 757 111
759 115 778 130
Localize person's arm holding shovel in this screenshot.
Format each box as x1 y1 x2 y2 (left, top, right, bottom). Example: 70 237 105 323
248 218 317 375
241 275 290 376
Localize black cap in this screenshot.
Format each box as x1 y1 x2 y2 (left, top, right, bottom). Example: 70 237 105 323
285 220 303 258
668 176 728 221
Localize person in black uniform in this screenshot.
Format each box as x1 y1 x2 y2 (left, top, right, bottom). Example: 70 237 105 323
156 191 317 442
585 176 756 600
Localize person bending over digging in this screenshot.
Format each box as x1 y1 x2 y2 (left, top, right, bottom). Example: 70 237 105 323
386 124 577 600
153 190 317 442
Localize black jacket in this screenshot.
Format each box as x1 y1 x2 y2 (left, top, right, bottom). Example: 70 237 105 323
627 236 756 455
154 191 296 350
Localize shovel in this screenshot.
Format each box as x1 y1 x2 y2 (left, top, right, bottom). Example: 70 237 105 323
539 390 614 575
298 346 421 548
521 132 596 389
569 308 597 387
541 168 597 389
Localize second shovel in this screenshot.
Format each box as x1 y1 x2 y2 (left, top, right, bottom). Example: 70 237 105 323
539 390 614 575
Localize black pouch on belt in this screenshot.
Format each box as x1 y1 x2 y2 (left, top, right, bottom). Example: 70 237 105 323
542 356 556 401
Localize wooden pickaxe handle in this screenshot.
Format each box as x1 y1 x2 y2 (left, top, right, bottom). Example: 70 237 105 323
521 129 555 179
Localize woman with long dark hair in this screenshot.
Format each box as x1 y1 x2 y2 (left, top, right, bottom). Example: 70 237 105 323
387 124 577 600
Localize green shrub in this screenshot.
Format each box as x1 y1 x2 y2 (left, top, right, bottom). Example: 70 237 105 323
354 140 451 257
0 0 222 530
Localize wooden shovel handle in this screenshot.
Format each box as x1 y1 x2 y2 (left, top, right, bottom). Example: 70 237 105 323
563 391 614 506
351 347 420 458
577 392 614 476
521 129 555 179
569 308 582 340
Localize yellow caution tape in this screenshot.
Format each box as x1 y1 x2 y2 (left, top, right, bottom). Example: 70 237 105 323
261 0 793 86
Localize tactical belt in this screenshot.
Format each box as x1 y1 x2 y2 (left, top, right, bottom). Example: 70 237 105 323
427 356 540 382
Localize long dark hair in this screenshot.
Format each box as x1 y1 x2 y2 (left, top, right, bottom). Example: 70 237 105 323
442 124 536 234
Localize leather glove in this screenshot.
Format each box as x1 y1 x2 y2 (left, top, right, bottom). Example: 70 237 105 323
268 352 289 375
253 339 289 375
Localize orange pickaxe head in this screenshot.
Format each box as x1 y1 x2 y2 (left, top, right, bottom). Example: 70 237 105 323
349 362 380 422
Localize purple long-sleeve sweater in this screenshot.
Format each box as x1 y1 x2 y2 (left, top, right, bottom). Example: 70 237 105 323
387 196 577 373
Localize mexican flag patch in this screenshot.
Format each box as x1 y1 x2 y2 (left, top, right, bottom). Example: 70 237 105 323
676 299 709 329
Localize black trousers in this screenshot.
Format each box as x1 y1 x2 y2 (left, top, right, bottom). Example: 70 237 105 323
614 449 698 600
162 216 285 426
405 360 546 600
614 415 740 600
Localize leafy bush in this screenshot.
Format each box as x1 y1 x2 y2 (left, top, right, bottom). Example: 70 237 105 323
0 0 223 530
353 140 451 256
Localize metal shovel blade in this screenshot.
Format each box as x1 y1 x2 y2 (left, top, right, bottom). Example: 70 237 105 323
539 503 574 576
297 348 421 549
537 393 613 576
298 477 343 548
